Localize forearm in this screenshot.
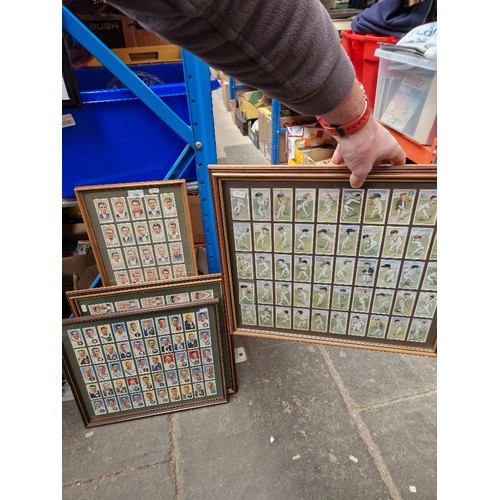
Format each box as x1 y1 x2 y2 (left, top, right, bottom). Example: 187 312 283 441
106 0 355 115
106 0 406 186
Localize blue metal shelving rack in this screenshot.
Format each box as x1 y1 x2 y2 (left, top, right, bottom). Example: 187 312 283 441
228 77 285 165
62 5 221 275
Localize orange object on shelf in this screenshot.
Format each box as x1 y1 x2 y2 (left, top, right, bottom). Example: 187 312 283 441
384 126 437 164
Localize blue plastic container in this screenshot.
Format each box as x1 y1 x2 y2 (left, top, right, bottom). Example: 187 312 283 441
62 63 194 199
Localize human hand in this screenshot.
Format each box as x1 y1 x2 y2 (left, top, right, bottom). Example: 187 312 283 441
330 116 406 188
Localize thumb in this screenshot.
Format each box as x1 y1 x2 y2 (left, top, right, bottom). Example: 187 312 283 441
349 171 365 189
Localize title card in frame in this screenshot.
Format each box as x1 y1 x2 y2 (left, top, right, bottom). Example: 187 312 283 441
63 300 227 427
75 181 197 286
210 165 437 356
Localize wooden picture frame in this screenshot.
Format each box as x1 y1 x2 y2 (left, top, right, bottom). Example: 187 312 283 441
210 165 437 356
75 181 197 286
66 274 237 393
63 300 227 427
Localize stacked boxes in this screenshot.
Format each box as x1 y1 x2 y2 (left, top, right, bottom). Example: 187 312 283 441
258 107 316 164
237 90 269 120
219 80 254 112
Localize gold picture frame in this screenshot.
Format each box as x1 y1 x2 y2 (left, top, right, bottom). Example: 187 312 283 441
63 300 227 427
75 180 197 286
210 164 437 356
66 274 237 393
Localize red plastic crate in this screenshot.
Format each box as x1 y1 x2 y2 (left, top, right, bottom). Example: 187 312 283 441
341 30 398 108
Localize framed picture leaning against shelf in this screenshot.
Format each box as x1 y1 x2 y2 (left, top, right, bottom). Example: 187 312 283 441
75 180 197 286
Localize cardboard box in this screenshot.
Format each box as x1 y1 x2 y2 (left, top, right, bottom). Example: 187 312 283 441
230 99 238 125
237 90 268 120
220 81 255 112
188 195 205 244
219 81 229 109
62 222 98 317
210 67 221 81
84 44 181 68
62 254 99 318
286 123 337 164
258 107 316 163
62 254 98 293
78 14 169 48
292 146 335 165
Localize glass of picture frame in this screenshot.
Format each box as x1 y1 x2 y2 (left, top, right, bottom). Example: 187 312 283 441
62 300 227 427
65 274 237 394
74 180 197 286
209 164 437 356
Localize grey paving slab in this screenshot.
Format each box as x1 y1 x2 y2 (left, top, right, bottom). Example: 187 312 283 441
62 399 171 484
62 461 175 500
323 346 437 408
212 94 269 166
360 393 437 500
219 143 269 165
173 337 392 500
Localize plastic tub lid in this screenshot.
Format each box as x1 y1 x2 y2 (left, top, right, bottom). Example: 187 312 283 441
375 47 436 71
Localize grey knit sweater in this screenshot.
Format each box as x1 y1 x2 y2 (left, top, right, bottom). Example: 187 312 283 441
106 0 355 116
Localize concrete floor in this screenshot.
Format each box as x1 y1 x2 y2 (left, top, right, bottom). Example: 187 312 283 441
62 92 437 500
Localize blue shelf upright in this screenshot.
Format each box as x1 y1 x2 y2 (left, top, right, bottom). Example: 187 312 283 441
271 99 282 165
181 50 220 274
228 76 251 101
